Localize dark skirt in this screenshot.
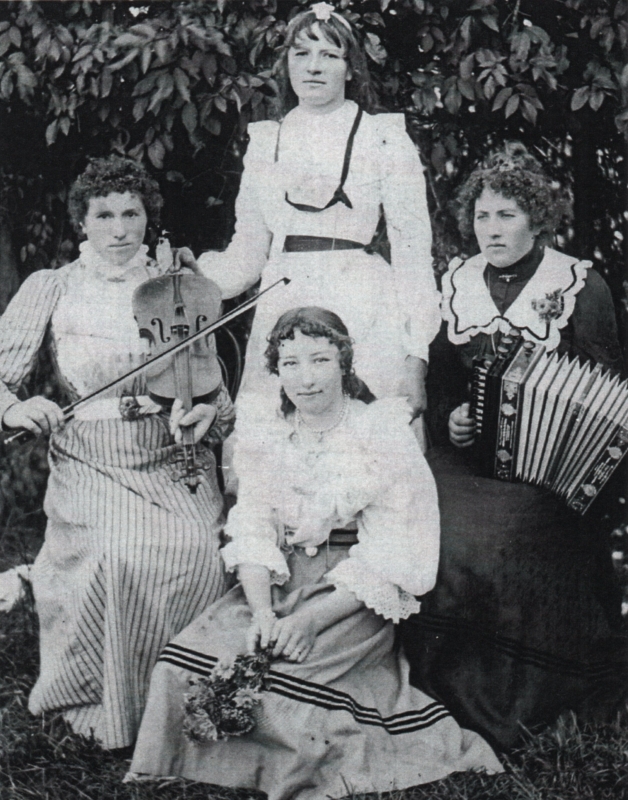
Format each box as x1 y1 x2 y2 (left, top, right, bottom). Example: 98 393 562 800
399 445 627 751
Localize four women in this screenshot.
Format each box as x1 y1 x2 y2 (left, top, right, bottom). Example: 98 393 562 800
1 1 625 794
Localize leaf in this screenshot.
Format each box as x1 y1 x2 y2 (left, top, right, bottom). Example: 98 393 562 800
363 12 385 27
365 32 387 65
589 89 605 111
109 49 140 72
141 45 152 74
114 33 143 47
458 77 476 101
101 68 113 98
147 137 166 169
59 116 71 136
8 27 21 48
505 93 520 117
130 23 156 39
443 85 462 114
181 101 198 134
174 67 191 102
459 53 475 80
16 65 36 100
45 119 59 146
214 95 227 113
521 98 538 124
133 96 149 122
492 86 513 110
207 117 221 136
571 85 590 111
202 53 217 85
166 171 185 182
205 196 224 207
481 14 499 32
0 33 11 59
72 44 93 62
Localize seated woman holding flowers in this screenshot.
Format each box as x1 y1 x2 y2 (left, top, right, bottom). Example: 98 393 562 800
128 306 501 799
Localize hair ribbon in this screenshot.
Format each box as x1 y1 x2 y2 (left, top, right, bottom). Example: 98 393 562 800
310 2 353 32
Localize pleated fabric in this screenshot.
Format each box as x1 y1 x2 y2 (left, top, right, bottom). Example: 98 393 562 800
28 416 226 749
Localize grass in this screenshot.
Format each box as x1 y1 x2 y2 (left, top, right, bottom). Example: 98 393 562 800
1 518 628 799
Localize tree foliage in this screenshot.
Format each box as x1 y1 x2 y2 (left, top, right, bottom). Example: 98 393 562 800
0 0 625 279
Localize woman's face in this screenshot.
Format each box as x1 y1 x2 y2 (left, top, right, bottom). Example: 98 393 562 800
82 191 147 267
287 24 351 113
278 330 344 417
473 188 539 269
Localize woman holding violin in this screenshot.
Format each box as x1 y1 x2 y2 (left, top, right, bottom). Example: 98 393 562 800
0 156 234 749
194 3 440 468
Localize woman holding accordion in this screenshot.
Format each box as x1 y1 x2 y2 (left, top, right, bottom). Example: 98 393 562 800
400 142 627 750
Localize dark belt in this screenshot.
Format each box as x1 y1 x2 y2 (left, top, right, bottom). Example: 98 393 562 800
283 235 369 253
328 528 359 547
148 384 222 411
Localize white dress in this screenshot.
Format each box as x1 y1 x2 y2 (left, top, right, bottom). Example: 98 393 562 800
199 100 441 416
0 242 231 749
129 398 502 798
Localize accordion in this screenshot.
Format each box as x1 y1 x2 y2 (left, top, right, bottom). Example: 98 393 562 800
471 333 628 515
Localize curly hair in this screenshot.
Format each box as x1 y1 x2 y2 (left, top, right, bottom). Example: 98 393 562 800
455 142 572 242
273 9 381 117
264 306 374 415
68 156 163 232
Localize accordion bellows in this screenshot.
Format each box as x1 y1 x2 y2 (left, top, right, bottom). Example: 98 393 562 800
472 335 628 515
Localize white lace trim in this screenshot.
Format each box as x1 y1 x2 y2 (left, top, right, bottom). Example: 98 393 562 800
326 557 421 623
221 539 290 586
442 247 591 351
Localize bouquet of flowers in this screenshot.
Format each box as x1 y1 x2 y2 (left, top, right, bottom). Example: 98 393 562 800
183 647 273 743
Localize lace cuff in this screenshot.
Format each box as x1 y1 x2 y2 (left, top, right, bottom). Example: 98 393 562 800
326 557 421 623
202 384 236 447
221 538 290 586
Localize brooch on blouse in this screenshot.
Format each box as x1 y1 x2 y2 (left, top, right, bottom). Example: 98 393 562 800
531 288 565 323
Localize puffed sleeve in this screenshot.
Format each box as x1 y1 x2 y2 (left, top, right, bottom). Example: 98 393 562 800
220 409 290 585
377 115 441 362
325 399 440 623
197 121 276 299
0 270 63 421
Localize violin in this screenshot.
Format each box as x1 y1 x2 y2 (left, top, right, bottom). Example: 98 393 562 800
133 235 223 493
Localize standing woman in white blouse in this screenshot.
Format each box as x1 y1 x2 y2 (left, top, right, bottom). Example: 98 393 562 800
129 306 501 797
191 3 440 466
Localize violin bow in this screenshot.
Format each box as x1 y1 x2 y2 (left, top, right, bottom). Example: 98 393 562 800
4 277 291 446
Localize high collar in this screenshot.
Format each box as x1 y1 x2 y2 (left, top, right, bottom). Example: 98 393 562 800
79 240 150 282
484 239 545 285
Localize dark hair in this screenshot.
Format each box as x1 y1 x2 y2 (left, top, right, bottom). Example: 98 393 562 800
264 306 374 415
68 156 163 232
274 9 380 116
455 141 572 243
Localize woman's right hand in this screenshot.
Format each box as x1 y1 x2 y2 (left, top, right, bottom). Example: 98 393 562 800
245 608 277 655
448 402 475 448
2 397 64 436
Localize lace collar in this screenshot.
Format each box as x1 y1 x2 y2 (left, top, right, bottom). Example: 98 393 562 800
442 247 591 351
78 240 151 282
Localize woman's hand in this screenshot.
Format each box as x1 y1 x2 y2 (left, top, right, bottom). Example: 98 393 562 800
245 608 277 655
400 356 428 420
169 400 217 444
271 607 318 663
448 402 476 448
176 247 203 275
2 397 64 436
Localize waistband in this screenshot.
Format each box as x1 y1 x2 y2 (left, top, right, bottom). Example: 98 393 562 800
283 235 369 253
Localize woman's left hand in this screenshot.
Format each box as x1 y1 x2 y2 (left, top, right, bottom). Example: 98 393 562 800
400 356 428 420
271 608 319 663
169 399 217 444
175 247 203 275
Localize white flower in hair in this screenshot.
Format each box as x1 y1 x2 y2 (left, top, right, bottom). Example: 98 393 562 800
311 2 336 21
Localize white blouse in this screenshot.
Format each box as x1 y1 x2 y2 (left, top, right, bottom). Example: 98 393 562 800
198 100 440 362
221 398 440 623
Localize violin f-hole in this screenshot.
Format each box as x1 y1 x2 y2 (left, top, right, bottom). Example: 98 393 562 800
151 317 171 344
196 314 208 331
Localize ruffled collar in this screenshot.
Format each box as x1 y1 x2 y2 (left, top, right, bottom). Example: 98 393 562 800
442 247 591 351
79 240 151 282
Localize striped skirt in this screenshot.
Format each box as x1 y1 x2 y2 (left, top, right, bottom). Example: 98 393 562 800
128 547 501 799
27 416 226 750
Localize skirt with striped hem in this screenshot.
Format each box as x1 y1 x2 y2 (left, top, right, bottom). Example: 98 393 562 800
27 416 227 750
127 546 502 799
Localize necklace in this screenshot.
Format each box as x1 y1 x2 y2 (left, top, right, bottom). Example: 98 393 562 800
296 394 349 441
